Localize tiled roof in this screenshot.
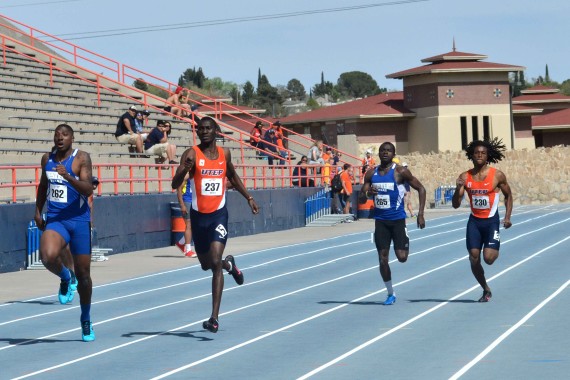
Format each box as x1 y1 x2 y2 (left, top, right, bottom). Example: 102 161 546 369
386 61 524 79
512 104 543 114
513 93 570 104
279 92 413 124
520 85 559 94
421 50 487 63
532 108 570 128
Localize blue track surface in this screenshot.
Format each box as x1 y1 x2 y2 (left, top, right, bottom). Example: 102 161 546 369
1 205 569 379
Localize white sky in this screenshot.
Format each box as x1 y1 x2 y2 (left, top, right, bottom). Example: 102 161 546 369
2 0 569 92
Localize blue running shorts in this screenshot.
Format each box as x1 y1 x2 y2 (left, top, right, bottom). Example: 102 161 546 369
466 212 501 251
189 206 229 255
45 219 92 255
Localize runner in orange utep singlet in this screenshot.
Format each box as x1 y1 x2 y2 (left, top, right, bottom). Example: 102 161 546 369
452 138 513 303
172 117 259 333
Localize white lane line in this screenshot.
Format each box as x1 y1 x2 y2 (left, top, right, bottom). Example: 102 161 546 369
449 279 570 380
9 215 570 377
2 234 464 350
10 256 467 380
297 235 570 380
0 215 469 326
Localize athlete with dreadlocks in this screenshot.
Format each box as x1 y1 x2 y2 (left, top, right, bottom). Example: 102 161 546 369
452 138 513 302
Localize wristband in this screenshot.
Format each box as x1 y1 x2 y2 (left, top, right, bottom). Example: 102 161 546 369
247 196 253 201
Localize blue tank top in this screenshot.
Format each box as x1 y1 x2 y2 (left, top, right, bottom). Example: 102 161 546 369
45 149 90 222
371 164 406 220
182 177 193 202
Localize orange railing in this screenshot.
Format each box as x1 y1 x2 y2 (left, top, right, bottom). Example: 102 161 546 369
0 163 365 203
0 13 361 166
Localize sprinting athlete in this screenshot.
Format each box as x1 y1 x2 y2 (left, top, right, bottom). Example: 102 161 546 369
172 117 259 333
359 142 426 305
34 124 95 342
452 138 513 302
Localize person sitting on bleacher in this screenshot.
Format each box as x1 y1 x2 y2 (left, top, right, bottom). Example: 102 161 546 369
144 120 178 164
115 105 143 153
134 111 149 140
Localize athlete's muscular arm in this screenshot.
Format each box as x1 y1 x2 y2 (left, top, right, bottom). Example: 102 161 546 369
225 148 259 214
496 170 513 229
172 148 195 189
358 168 376 204
57 151 93 197
34 153 50 231
452 172 467 209
399 166 426 229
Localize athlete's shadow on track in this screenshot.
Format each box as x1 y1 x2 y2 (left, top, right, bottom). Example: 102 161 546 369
0 337 76 345
8 300 60 305
318 301 384 306
122 331 213 341
407 299 476 303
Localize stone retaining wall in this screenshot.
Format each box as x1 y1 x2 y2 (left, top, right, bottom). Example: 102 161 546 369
396 146 570 206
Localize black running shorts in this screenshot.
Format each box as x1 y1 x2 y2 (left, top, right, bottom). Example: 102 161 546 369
374 218 409 251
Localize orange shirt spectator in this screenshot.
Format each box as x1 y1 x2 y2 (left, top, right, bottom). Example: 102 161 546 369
340 169 353 195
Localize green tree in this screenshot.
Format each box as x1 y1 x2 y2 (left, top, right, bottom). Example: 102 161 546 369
241 81 255 105
179 67 206 88
133 78 148 91
286 78 306 100
312 71 334 97
545 64 550 83
336 71 380 98
256 74 282 116
306 97 320 110
560 79 570 96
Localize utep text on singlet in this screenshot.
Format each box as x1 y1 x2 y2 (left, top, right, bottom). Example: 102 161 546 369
371 163 406 220
465 167 499 218
191 146 226 213
182 177 193 203
45 149 90 222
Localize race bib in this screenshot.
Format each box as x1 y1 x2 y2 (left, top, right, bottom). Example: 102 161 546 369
374 194 390 209
472 195 490 209
48 184 67 203
201 178 223 196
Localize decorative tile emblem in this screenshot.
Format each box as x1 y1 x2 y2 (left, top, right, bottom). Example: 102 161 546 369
406 92 412 102
446 89 454 98
493 88 502 97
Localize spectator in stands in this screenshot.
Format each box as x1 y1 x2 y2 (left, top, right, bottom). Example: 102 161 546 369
322 156 333 190
164 86 194 118
322 146 332 163
273 121 286 148
308 140 325 165
134 112 149 140
144 121 177 164
340 163 354 215
292 155 314 187
115 105 143 153
250 121 263 153
362 148 376 175
276 133 288 165
260 129 279 165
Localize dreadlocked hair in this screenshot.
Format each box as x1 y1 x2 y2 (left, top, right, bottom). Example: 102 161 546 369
465 137 506 164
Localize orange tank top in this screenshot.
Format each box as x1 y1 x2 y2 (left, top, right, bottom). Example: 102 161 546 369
191 146 227 213
465 167 499 218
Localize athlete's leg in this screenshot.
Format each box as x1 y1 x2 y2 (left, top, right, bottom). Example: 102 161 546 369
469 248 490 291
74 254 92 311
378 248 391 282
482 248 499 265
39 230 68 277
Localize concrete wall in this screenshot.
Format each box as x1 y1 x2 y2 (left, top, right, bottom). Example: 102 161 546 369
0 188 317 273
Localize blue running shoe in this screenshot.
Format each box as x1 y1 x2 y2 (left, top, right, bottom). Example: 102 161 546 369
81 320 95 342
69 270 78 292
58 280 74 305
382 294 396 305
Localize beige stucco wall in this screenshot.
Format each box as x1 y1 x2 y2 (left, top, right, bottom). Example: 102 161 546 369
396 145 570 208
